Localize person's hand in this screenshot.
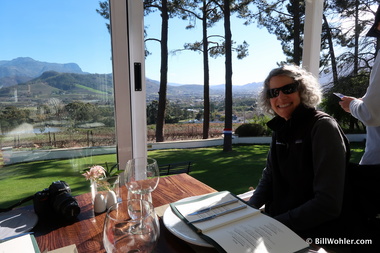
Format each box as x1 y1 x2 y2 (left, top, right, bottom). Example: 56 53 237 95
339 96 357 113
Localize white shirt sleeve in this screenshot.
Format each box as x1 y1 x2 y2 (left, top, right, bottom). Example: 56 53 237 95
350 99 375 124
350 50 380 126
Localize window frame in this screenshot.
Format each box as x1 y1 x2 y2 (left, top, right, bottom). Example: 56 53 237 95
110 0 148 172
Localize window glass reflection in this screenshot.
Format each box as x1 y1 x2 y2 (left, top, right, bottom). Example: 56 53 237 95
0 1 116 205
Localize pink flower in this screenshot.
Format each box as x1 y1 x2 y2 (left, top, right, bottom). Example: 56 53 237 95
82 165 106 181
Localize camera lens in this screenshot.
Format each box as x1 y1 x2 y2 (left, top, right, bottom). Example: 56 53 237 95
52 192 80 220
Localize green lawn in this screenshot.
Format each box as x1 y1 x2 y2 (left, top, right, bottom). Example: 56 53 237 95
0 154 118 209
0 143 364 209
151 142 364 194
151 144 270 194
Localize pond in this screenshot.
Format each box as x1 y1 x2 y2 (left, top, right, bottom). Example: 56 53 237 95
2 123 62 136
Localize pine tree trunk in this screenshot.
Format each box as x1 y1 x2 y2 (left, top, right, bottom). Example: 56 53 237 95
223 0 233 152
155 0 169 142
202 1 210 140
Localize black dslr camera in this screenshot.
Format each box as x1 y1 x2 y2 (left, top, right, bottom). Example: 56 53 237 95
33 180 80 220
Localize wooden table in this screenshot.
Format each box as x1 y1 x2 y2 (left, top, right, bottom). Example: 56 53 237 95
33 174 219 253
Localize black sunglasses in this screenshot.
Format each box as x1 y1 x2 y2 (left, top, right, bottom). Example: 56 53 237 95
267 82 299 98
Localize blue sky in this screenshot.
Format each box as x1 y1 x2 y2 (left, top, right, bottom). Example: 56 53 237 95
1 0 286 86
145 11 286 85
1 0 113 74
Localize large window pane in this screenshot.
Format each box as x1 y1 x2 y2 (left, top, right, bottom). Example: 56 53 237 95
0 1 116 206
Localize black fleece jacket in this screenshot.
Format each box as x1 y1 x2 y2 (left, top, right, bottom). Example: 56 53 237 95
249 105 349 235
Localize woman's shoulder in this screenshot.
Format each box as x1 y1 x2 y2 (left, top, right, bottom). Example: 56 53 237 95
301 108 333 127
313 109 331 119
313 111 338 127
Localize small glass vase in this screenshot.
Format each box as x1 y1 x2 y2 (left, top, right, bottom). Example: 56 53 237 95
91 175 120 213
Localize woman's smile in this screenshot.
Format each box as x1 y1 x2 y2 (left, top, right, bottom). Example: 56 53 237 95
269 75 301 120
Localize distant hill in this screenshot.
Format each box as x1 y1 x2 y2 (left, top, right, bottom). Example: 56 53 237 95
0 57 262 103
0 70 113 103
0 57 84 87
210 82 263 94
147 78 262 100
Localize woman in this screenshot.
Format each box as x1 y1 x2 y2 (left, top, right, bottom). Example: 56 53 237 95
248 65 350 239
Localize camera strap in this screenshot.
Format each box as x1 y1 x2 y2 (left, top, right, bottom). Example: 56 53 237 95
0 195 34 213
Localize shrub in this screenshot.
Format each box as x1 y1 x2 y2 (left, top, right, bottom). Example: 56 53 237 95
235 123 266 137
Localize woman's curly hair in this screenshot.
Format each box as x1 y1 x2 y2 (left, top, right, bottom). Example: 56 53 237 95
259 64 322 115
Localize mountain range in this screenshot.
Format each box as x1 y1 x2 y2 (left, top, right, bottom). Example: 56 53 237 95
0 57 85 87
0 57 262 101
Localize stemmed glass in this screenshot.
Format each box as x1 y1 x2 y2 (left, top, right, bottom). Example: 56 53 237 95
103 199 160 253
125 157 160 203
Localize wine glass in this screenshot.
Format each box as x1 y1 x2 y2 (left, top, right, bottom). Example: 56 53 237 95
125 157 159 203
103 199 160 253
